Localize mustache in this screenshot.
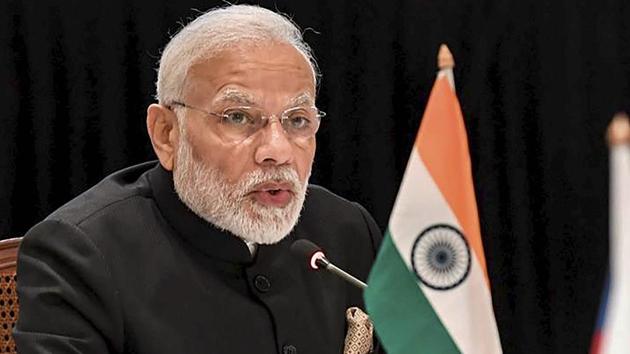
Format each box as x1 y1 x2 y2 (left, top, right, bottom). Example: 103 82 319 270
237 167 303 195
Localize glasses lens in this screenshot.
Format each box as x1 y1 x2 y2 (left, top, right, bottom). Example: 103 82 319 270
218 107 263 142
282 107 321 137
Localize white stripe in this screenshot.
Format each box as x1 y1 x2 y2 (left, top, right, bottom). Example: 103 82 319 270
389 152 502 354
602 144 630 354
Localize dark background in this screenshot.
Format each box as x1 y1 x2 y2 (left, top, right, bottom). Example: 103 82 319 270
2 0 627 352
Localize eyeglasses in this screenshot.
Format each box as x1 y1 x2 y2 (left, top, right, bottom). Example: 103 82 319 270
168 101 326 143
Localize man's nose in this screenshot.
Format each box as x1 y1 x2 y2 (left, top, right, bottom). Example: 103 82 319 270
254 119 293 166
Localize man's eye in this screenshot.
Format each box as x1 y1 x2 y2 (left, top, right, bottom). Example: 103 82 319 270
222 110 253 125
286 115 311 130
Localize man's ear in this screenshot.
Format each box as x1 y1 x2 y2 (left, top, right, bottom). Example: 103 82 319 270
146 104 180 171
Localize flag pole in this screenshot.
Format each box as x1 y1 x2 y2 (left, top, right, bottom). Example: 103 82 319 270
438 44 455 70
437 44 456 90
607 113 630 146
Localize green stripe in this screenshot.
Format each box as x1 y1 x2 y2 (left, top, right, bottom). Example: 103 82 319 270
365 231 460 354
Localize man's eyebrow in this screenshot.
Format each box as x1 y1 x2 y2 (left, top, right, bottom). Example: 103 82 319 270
215 90 256 105
287 93 315 107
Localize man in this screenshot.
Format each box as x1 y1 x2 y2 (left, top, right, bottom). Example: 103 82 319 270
14 5 382 353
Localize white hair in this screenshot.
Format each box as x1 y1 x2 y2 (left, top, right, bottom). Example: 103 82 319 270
156 4 319 104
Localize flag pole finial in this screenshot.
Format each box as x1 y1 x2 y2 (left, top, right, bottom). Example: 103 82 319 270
607 113 630 146
438 44 455 70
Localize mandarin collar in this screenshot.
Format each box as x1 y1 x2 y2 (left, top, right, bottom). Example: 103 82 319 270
147 164 253 264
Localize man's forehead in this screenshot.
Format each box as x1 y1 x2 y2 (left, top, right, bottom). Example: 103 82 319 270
215 88 316 106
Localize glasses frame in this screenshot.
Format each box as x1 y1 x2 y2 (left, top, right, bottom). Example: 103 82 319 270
167 101 326 143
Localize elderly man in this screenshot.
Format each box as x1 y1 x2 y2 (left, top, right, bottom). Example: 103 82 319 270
14 4 382 354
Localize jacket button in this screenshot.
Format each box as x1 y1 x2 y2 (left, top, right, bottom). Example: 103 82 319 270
254 275 271 293
282 344 297 354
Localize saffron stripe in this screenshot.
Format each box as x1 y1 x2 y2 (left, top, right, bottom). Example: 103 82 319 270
415 76 488 281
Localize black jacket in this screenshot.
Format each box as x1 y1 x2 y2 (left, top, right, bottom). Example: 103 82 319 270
14 162 382 354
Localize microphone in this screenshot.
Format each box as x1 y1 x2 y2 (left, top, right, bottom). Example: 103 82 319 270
290 239 367 290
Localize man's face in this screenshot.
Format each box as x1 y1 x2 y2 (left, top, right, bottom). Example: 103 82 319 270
172 42 317 244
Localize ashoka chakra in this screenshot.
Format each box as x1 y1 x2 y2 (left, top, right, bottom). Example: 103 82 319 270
411 224 471 290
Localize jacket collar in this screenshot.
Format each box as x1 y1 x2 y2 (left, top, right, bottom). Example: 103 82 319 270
147 164 254 264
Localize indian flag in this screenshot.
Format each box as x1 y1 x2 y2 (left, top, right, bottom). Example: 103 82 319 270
590 114 630 354
364 45 502 354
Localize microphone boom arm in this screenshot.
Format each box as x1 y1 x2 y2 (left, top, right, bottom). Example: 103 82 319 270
315 257 367 290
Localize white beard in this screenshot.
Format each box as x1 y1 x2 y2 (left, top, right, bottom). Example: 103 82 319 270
172 132 308 245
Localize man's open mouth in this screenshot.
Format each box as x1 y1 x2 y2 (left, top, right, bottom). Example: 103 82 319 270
247 181 296 207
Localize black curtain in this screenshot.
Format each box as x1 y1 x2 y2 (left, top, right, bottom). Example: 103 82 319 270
2 0 627 352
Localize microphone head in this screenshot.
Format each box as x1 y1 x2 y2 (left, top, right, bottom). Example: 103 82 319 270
290 239 326 270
